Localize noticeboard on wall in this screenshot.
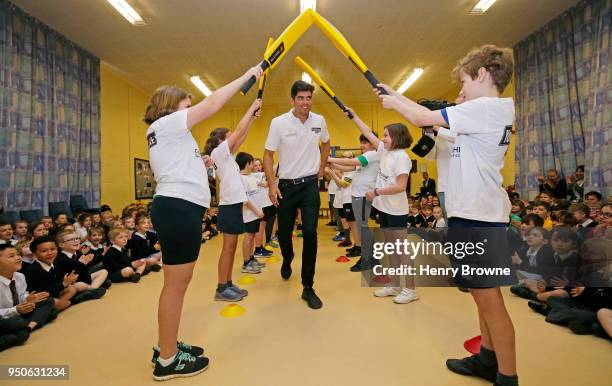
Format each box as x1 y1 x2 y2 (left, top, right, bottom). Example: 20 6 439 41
134 158 156 199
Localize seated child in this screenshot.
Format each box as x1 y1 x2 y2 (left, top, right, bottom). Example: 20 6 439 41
74 213 92 242
420 205 435 228
29 221 48 240
122 216 135 237
24 236 77 311
83 226 107 273
0 244 57 351
532 201 553 230
13 220 29 242
103 228 149 283
408 204 427 228
432 206 446 228
0 222 17 246
55 230 108 302
40 216 53 230
510 227 554 300
15 239 34 272
127 215 162 271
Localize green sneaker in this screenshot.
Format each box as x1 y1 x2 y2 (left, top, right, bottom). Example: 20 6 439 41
151 341 205 366
153 351 208 381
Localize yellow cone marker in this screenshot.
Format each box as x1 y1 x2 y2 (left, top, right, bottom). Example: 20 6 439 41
266 256 280 264
220 304 246 318
237 275 257 285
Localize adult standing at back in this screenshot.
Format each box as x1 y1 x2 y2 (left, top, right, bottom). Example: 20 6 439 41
146 64 262 381
263 80 330 310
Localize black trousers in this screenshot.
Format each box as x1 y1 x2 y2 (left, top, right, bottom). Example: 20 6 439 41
277 180 320 287
0 298 56 334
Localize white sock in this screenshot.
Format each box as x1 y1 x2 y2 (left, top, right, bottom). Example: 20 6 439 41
158 353 176 367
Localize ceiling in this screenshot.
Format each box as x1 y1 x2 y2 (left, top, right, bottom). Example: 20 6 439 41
12 0 580 106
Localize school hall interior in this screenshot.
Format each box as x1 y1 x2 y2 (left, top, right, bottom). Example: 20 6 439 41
0 1 610 385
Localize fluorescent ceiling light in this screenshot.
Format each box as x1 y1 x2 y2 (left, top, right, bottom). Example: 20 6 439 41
107 0 146 25
302 72 312 84
190 76 212 96
300 0 316 13
470 0 497 14
397 68 424 94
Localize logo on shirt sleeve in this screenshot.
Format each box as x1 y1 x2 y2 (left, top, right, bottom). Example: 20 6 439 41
311 127 321 134
499 125 512 146
147 132 157 148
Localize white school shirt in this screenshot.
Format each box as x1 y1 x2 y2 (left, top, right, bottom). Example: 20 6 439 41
0 273 27 319
265 109 330 179
241 174 261 223
147 109 210 208
252 172 273 208
368 142 411 216
352 150 380 197
210 141 247 206
341 171 355 204
441 97 514 223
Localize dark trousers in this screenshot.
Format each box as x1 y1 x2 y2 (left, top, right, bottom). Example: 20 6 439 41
0 298 56 334
546 296 598 325
278 180 320 287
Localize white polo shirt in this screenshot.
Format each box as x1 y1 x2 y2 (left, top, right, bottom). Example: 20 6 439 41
265 109 330 179
147 109 210 208
369 142 411 216
210 141 247 206
441 97 514 223
352 150 380 197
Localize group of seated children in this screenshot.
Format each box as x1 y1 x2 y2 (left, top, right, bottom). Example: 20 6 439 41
508 192 611 340
0 204 164 351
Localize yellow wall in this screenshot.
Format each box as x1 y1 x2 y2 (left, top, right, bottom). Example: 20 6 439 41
100 63 151 212
100 65 516 209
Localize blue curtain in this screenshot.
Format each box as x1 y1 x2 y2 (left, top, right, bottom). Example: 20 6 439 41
0 0 100 212
514 0 611 200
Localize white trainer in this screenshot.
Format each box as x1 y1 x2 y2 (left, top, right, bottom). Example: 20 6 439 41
393 288 419 304
373 286 401 297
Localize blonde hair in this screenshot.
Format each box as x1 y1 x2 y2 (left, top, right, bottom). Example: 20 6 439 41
143 86 191 124
452 45 514 93
108 227 130 242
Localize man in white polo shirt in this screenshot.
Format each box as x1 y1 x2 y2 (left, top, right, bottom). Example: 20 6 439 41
263 80 330 310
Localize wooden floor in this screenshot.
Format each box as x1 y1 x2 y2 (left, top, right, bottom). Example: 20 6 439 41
2 220 611 385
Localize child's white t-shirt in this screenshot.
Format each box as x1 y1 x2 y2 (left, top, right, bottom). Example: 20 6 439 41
341 171 355 205
252 172 273 208
241 174 261 223
147 109 211 208
328 179 339 195
210 141 247 206
333 182 343 209
368 142 411 215
441 97 514 223
427 128 456 194
352 150 380 197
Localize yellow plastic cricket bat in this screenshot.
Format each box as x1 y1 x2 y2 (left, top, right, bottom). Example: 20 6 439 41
310 11 388 94
257 38 275 99
294 56 353 119
241 10 316 95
